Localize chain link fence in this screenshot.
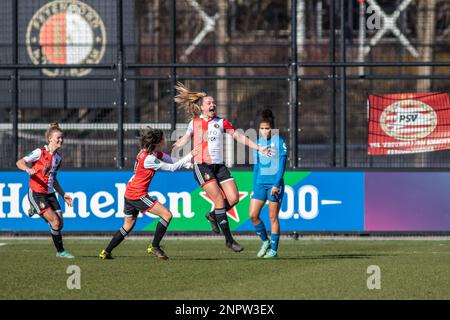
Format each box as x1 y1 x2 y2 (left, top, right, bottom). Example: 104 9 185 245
1 0 449 169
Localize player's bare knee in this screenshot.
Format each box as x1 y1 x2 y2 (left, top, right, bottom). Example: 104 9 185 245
164 211 173 222
124 217 136 231
51 219 61 230
56 214 64 229
250 214 260 224
269 215 279 225
213 196 225 208
228 196 239 207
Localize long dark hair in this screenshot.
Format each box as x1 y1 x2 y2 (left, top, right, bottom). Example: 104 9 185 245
139 128 164 152
260 109 275 128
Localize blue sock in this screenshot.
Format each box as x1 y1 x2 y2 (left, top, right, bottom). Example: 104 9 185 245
254 223 268 242
270 233 280 252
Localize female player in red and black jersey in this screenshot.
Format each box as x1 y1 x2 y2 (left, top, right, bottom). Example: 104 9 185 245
16 122 75 258
99 128 198 260
172 82 270 252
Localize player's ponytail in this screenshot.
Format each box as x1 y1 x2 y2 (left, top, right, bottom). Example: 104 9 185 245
45 121 62 142
174 82 206 118
261 109 275 128
140 127 164 152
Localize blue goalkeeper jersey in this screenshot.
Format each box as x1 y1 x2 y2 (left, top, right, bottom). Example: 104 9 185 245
253 134 287 187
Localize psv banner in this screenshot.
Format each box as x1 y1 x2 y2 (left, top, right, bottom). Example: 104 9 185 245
368 92 450 155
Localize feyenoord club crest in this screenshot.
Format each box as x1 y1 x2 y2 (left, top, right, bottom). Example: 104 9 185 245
26 0 106 77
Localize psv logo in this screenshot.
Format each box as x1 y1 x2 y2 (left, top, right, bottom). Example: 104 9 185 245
380 99 437 141
26 0 106 77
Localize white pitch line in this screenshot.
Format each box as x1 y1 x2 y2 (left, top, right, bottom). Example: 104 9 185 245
0 243 7 247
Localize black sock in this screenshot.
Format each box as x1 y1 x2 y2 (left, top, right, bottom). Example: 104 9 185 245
50 229 65 253
152 218 169 248
214 208 234 243
105 227 129 253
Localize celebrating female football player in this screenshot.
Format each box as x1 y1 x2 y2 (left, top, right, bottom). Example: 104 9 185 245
172 82 270 252
16 122 74 258
99 128 198 260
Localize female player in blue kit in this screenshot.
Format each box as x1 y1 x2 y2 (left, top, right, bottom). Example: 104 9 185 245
249 109 287 258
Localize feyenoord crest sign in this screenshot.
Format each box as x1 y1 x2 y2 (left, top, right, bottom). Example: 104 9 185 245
26 0 106 77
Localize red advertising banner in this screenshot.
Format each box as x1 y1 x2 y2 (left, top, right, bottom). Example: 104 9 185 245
368 92 450 155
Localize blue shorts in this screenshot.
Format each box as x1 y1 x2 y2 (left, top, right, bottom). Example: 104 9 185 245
252 183 285 203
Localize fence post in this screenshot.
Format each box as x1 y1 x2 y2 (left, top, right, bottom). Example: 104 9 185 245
290 0 299 169
339 0 347 167
116 0 125 169
329 0 336 167
12 0 19 164
170 0 177 132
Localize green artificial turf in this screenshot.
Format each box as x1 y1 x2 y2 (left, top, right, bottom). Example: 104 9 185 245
0 239 449 300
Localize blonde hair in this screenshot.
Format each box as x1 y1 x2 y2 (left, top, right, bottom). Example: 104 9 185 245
45 122 62 142
174 82 207 118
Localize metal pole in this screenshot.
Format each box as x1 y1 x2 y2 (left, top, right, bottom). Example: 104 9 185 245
170 0 177 132
63 79 68 110
358 0 366 76
339 0 347 167
116 0 125 168
290 0 298 169
329 0 336 167
12 0 18 164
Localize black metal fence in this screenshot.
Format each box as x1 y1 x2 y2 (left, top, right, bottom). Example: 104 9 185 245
1 0 450 169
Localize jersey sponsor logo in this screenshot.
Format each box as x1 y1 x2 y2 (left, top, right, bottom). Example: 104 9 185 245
26 0 107 77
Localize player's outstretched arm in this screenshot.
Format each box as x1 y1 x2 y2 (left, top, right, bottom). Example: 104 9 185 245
144 146 199 172
232 131 270 156
171 132 191 151
160 152 193 169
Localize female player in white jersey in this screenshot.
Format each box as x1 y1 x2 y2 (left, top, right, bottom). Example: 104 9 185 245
99 128 198 260
172 82 270 252
16 122 75 258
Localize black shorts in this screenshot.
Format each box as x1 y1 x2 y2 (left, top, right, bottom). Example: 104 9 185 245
124 195 158 217
28 189 61 215
193 163 234 187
